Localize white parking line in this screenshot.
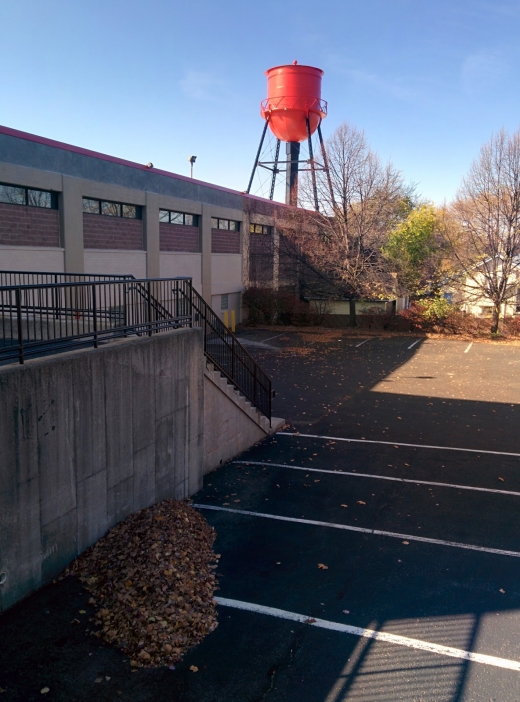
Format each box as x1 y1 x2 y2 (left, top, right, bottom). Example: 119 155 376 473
194 504 520 558
464 342 473 353
355 338 370 348
233 460 520 497
215 597 520 671
407 339 420 349
262 332 284 343
278 432 520 458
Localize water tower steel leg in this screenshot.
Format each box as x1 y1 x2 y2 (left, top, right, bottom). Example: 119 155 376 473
286 141 300 206
306 117 319 212
247 120 270 194
317 122 337 212
269 139 281 200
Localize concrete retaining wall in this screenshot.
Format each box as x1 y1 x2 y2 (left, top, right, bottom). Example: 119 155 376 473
203 365 284 474
0 328 204 611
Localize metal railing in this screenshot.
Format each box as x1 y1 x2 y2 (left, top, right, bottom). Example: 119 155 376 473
0 270 134 287
188 287 272 420
0 272 272 420
0 277 193 364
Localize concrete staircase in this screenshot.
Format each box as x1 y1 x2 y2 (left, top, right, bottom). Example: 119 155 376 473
205 362 283 435
203 362 285 473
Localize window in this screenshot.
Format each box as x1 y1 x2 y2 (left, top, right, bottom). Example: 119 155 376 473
82 198 141 219
159 209 199 226
221 293 229 310
0 183 57 208
250 223 272 235
211 217 240 231
101 201 121 217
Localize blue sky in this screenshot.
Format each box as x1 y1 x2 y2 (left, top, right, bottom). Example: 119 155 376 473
2 0 520 204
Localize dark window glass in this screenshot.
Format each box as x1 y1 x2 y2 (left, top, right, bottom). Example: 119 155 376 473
211 217 218 228
28 189 52 208
83 198 100 214
101 201 121 217
159 209 170 223
221 293 229 310
171 212 184 224
184 214 195 226
0 184 26 205
122 204 137 219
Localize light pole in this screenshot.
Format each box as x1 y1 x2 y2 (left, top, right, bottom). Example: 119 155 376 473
188 155 197 178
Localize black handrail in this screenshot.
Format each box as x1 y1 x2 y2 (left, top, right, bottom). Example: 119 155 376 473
0 277 193 365
0 270 134 287
187 286 272 421
0 272 273 421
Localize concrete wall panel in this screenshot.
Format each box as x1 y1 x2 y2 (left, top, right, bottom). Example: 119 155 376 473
76 470 108 554
0 328 204 611
211 254 243 295
0 247 64 272
159 253 202 292
83 250 146 278
36 362 76 527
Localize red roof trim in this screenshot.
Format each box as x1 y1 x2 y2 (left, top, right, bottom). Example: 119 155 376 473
0 124 275 205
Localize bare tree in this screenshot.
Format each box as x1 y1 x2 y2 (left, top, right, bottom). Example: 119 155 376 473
274 122 413 322
450 128 520 333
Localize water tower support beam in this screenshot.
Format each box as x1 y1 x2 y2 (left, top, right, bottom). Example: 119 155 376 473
317 122 337 213
286 141 300 206
306 117 319 212
269 139 281 200
247 119 270 194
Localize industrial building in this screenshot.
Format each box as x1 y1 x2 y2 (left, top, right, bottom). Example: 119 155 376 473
0 124 281 323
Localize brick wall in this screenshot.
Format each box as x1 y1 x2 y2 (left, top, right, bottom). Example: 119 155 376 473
83 213 143 250
250 232 273 254
160 223 199 252
211 228 240 254
0 203 60 247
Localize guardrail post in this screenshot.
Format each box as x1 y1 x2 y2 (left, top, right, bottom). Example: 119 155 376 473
147 281 152 336
92 284 98 348
123 282 128 337
16 287 24 364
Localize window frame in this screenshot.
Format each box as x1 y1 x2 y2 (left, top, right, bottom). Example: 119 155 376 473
0 182 58 209
212 217 241 232
83 197 141 219
160 209 199 226
249 223 273 236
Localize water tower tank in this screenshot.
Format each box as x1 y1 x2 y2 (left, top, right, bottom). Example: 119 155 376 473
261 61 327 143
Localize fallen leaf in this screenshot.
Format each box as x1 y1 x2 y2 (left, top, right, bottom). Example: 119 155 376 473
190 665 199 673
498 477 505 482
276 562 281 565
342 610 350 614
40 689 50 695
402 541 409 545
79 609 86 614
499 589 506 594
357 500 366 505
340 504 348 508
318 563 329 570
95 678 103 683
305 618 316 624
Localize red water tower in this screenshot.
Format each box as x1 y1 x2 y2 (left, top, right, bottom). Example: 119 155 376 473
247 61 330 208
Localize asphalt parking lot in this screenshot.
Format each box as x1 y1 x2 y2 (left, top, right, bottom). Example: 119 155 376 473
2 330 520 701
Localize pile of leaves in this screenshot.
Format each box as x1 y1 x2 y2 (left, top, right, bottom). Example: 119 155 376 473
64 499 219 668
